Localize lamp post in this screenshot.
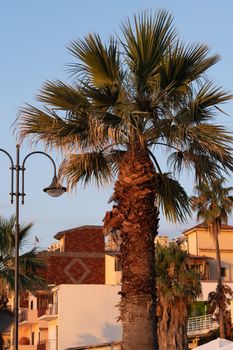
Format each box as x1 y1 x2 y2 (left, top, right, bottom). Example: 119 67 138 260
0 144 66 350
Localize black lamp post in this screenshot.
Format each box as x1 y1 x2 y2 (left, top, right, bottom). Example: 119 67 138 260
0 144 66 350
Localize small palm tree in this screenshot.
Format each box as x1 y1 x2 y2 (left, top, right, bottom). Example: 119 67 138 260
0 215 46 350
0 215 46 296
208 283 233 338
192 178 233 338
17 11 233 349
156 243 201 350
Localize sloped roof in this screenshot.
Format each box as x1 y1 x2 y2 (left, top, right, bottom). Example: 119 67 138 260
182 223 233 236
67 340 121 350
188 254 214 260
54 225 103 240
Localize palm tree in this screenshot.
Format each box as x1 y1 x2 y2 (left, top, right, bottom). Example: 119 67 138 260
192 178 233 338
0 214 46 298
17 11 233 349
156 243 201 350
0 215 46 350
208 283 233 338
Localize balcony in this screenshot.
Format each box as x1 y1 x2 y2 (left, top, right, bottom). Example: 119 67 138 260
187 314 219 337
38 303 58 321
19 340 51 350
19 309 38 325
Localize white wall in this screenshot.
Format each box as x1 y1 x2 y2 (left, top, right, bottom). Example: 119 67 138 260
48 320 58 350
199 281 233 301
57 285 122 350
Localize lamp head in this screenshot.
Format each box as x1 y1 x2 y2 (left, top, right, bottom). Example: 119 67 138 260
43 176 66 197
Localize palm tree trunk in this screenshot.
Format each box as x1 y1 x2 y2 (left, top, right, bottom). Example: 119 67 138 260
213 223 225 339
157 298 188 350
104 146 159 350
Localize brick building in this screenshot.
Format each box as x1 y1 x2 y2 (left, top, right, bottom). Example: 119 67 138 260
15 225 108 350
43 225 105 285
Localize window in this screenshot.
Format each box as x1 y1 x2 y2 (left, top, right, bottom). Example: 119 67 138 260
31 332 35 346
221 267 226 277
30 300 34 310
114 257 122 271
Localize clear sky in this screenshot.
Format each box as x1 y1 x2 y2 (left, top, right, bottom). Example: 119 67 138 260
1 1 233 250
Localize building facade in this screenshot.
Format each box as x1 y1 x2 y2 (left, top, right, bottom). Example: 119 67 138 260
14 225 122 350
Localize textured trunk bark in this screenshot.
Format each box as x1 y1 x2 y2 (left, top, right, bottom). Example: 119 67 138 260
212 223 225 339
104 146 159 350
157 297 188 350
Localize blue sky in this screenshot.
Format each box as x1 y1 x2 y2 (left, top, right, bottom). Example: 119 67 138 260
1 1 233 249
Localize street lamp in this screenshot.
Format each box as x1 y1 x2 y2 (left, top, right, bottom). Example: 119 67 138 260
0 144 66 350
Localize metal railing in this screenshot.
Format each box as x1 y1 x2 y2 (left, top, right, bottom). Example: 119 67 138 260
187 314 218 334
47 303 58 315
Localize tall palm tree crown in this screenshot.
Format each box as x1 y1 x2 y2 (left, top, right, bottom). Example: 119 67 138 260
192 178 233 227
17 10 233 350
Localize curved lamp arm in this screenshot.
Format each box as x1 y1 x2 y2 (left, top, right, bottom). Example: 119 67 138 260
0 148 14 204
21 151 65 204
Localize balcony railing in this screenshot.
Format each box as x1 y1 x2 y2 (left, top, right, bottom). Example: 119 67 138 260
47 303 58 315
37 307 47 317
38 303 58 321
187 314 218 336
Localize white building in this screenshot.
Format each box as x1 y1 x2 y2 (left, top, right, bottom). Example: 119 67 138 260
39 284 122 350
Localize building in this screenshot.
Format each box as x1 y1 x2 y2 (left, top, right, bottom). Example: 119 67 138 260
42 225 105 285
14 225 122 350
38 285 121 350
182 224 233 282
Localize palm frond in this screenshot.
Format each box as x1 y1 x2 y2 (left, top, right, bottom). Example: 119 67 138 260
159 43 220 96
155 172 191 222
37 80 89 110
122 9 176 93
18 104 91 150
59 151 114 188
192 177 233 227
68 34 122 87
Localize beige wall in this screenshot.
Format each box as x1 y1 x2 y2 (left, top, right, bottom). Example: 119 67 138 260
54 284 122 350
186 227 233 282
47 319 58 350
187 231 198 255
105 255 121 285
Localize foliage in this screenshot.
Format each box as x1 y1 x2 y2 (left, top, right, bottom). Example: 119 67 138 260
188 301 206 317
156 243 201 350
16 9 233 349
0 215 47 295
192 178 233 339
192 178 233 228
17 11 233 223
208 283 233 337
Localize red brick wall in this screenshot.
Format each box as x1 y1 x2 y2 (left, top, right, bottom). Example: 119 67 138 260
46 254 105 284
40 226 105 285
63 227 104 253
